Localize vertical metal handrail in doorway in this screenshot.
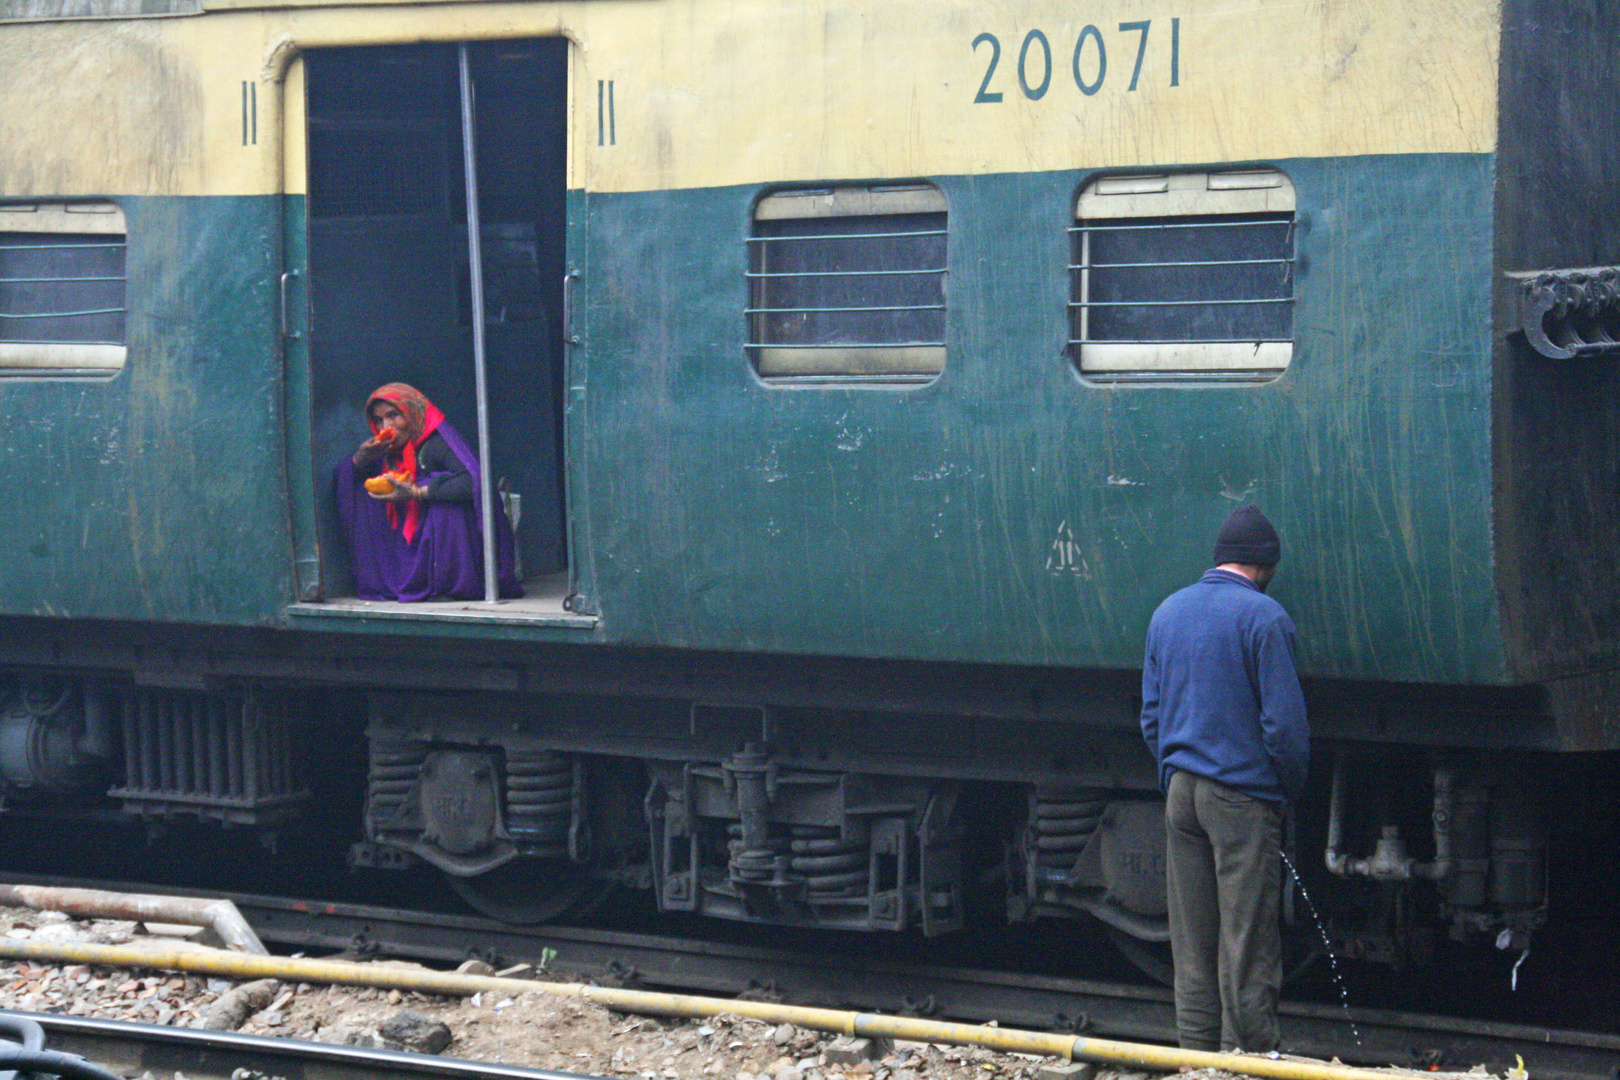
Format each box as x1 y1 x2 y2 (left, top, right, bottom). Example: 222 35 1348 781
458 43 499 604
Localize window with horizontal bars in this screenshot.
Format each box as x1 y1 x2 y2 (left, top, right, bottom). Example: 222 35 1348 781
747 184 946 383
1070 170 1295 383
0 202 127 375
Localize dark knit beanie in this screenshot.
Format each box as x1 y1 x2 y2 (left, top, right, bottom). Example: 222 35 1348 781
1212 504 1281 566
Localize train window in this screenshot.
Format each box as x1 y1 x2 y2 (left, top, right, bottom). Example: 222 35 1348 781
748 184 946 384
1070 170 1295 384
0 202 127 376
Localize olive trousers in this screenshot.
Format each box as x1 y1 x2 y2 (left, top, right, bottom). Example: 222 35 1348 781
1164 770 1284 1053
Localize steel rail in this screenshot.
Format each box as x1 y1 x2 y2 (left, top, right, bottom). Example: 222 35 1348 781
0 1009 602 1080
243 900 1620 1080
1 876 1616 1080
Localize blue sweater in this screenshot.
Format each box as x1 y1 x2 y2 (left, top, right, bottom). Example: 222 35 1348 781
1140 568 1310 805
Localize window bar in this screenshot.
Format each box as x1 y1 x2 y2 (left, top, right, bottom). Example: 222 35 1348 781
0 307 126 318
0 241 125 251
1069 297 1293 308
747 340 947 349
746 229 948 243
745 303 946 315
744 267 946 279
0 339 123 346
1078 220 1092 346
1069 257 1292 270
1068 338 1291 346
0 275 126 284
1068 219 1290 233
1283 218 1298 289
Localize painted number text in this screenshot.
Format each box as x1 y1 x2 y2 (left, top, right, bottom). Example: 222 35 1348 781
972 18 1180 103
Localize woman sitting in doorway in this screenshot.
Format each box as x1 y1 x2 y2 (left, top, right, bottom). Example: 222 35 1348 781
336 382 522 602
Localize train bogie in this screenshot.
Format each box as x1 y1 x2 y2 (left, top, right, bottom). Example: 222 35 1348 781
644 755 965 935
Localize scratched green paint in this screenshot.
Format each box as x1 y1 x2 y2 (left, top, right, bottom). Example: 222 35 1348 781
573 153 1501 685
0 195 292 623
0 156 1502 686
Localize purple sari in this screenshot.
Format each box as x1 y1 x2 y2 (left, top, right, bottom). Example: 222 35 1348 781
335 420 522 602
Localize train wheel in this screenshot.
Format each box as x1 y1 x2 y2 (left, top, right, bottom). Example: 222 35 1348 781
1106 928 1175 986
445 862 612 925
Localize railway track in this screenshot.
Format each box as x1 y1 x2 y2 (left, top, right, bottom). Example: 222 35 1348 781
2 875 1617 1080
0 1008 599 1080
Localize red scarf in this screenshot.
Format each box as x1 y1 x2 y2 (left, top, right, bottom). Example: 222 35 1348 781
366 382 445 544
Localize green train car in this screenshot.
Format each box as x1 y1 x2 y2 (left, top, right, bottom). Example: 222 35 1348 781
0 0 1615 971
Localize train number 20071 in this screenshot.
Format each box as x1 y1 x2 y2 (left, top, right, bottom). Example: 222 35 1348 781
971 18 1181 103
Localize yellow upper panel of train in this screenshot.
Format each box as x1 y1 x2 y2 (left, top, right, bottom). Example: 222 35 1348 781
0 0 1500 197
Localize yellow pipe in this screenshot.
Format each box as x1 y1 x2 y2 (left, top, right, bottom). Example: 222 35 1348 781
0 939 1447 1080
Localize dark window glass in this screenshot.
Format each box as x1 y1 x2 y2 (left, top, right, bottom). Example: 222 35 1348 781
0 231 126 345
1072 212 1293 346
746 186 948 382
749 211 946 351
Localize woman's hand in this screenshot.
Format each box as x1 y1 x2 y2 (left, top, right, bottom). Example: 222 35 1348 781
366 481 427 503
352 431 396 466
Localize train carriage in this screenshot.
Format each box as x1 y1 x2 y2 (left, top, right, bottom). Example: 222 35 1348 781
0 0 1616 977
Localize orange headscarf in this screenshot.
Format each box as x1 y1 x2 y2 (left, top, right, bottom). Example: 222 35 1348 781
366 382 446 543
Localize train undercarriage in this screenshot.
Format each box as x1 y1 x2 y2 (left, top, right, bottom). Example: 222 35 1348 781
0 669 1582 986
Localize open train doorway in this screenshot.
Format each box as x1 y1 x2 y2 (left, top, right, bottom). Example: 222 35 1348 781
297 40 571 611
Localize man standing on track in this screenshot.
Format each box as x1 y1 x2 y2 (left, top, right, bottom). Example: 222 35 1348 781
1138 504 1310 1053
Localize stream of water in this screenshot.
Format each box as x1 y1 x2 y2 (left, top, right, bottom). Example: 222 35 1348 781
1281 850 1364 1048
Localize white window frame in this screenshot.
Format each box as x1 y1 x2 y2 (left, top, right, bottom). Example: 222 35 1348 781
0 201 127 376
747 184 947 384
1071 169 1295 383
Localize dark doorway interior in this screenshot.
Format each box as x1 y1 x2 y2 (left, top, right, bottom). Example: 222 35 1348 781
303 40 569 597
